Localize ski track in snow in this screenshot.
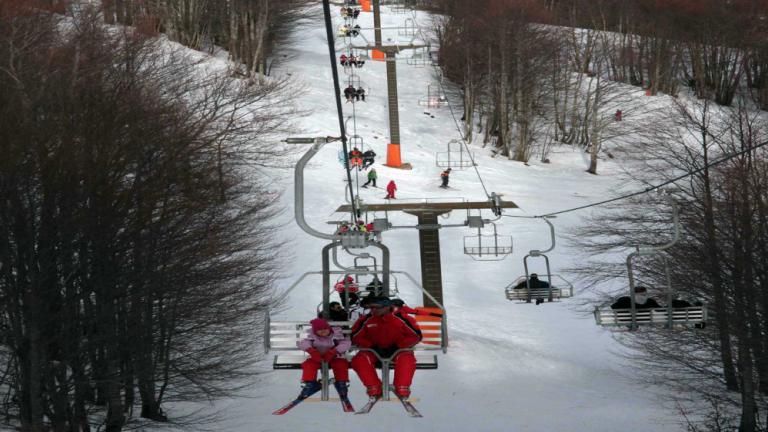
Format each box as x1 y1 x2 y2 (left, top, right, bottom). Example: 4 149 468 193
161 4 685 431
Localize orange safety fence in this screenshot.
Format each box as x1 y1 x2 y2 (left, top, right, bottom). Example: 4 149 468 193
372 49 386 61
414 307 443 346
360 0 372 12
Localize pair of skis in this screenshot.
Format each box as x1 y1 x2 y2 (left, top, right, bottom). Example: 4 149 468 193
274 389 422 417
355 394 422 417
272 384 354 415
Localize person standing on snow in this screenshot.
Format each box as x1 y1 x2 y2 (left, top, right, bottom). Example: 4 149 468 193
440 168 451 188
297 318 351 398
362 168 377 188
350 296 422 399
385 180 397 199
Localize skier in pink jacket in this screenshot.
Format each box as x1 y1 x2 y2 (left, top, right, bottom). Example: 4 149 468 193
297 318 352 398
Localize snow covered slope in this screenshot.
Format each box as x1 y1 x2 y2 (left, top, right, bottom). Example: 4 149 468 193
208 5 683 431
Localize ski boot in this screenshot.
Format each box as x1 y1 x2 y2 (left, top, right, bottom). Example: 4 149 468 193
334 380 349 399
299 380 321 398
365 385 382 397
394 385 411 398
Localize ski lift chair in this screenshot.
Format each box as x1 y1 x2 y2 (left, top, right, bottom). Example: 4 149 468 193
436 139 475 169
406 50 429 67
505 274 573 302
593 197 708 330
390 3 409 14
463 220 513 261
398 18 417 37
348 134 364 149
504 217 569 303
347 75 370 95
418 84 449 107
266 267 446 401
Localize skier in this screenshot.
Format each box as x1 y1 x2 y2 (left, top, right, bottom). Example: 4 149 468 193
610 286 662 310
365 276 383 295
356 86 366 102
335 275 361 309
297 318 351 398
385 180 397 199
351 24 361 37
344 85 355 102
513 273 550 290
326 301 349 321
355 56 365 68
352 8 360 18
362 168 377 188
340 53 349 67
350 296 422 398
440 167 451 188
362 149 376 169
614 109 622 121
513 273 550 305
339 25 350 37
349 147 363 169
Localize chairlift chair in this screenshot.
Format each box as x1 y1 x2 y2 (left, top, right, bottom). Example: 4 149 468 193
418 84 449 107
398 18 417 37
265 242 447 400
390 3 409 14
593 197 707 330
514 217 559 303
348 134 364 149
463 222 513 261
505 274 573 302
406 49 430 67
436 139 475 169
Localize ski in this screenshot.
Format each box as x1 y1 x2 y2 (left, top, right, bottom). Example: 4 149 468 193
354 396 381 414
272 387 321 415
339 396 355 413
396 395 423 417
333 383 355 413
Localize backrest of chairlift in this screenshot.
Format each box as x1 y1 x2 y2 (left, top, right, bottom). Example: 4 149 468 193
436 139 474 169
463 224 513 260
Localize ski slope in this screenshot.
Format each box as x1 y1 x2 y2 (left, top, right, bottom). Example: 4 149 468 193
203 5 684 431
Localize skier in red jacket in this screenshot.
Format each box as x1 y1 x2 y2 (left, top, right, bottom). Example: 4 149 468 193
350 296 422 398
385 180 397 199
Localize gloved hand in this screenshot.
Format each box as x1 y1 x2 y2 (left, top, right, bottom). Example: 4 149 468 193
322 349 337 362
307 348 322 362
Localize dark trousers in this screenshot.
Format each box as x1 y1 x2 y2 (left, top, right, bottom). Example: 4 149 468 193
363 178 376 187
441 176 449 187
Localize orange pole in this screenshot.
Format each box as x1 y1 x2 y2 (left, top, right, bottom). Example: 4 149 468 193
386 143 402 168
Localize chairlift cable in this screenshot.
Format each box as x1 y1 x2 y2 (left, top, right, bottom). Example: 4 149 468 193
512 138 768 218
426 38 491 199
323 0 358 221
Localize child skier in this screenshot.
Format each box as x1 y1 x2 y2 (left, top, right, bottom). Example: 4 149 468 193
297 318 352 398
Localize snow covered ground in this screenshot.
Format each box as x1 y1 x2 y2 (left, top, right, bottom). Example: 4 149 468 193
186 5 685 431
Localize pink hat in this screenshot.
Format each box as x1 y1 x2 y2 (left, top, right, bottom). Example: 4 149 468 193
310 318 331 333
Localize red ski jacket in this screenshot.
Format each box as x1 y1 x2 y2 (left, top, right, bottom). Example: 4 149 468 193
351 311 422 350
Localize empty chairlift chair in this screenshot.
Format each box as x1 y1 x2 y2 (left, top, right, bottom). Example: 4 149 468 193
398 18 417 37
463 219 513 261
436 139 475 169
407 49 430 67
418 84 449 107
